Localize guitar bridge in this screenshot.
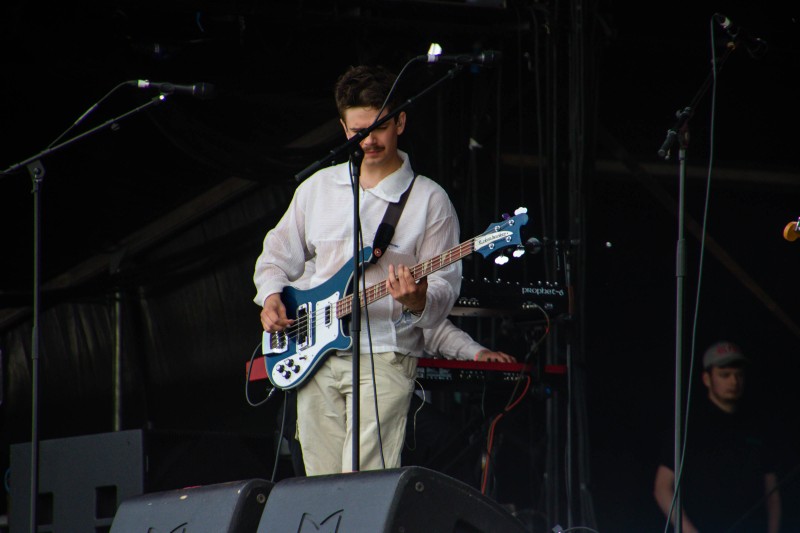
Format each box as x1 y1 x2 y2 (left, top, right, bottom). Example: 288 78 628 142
262 330 287 354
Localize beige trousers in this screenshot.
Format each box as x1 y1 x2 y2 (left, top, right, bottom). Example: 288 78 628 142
296 351 418 475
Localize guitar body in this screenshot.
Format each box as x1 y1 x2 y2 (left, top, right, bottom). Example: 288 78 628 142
261 250 370 390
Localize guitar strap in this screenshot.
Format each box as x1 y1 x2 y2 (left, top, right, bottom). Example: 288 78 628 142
369 174 417 264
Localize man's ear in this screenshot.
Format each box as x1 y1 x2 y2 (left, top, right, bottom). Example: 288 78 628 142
340 118 348 135
396 111 406 135
702 370 711 388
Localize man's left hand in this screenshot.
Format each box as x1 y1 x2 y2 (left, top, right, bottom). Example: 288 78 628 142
476 350 516 363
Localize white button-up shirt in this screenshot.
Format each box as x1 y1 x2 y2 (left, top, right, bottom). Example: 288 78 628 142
253 151 461 357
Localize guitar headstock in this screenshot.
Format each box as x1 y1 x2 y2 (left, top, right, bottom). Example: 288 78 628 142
474 207 529 260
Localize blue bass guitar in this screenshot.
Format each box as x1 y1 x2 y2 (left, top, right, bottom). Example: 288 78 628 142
261 208 529 390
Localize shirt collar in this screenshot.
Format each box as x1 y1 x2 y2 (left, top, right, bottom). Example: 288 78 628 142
332 150 414 202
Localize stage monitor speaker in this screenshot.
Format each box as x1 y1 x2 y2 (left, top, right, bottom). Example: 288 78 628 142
10 430 145 533
110 478 273 533
9 429 274 533
257 466 527 533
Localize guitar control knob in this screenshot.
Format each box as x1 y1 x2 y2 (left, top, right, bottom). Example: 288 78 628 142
282 370 291 379
276 364 285 373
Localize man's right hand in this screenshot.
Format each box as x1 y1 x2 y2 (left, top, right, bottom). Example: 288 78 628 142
261 293 293 333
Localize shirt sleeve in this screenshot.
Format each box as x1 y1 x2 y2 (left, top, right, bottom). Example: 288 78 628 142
410 188 462 330
252 188 309 306
423 318 485 360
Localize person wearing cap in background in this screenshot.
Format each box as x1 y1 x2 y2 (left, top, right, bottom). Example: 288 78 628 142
653 341 781 533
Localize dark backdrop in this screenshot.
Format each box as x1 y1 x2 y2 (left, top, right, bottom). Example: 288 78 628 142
2 1 799 531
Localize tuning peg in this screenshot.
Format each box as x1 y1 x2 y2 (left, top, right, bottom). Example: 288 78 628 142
501 213 510 220
494 253 510 265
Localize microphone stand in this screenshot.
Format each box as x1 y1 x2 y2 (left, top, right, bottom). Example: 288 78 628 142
349 148 364 472
293 64 462 472
657 42 734 533
2 94 164 533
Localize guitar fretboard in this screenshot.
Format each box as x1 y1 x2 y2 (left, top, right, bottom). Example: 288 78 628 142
335 239 476 318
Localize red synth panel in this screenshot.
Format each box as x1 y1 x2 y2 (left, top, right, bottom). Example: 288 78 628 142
417 358 532 373
246 356 532 382
246 356 268 382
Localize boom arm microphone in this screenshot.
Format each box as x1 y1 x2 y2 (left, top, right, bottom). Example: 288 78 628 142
714 13 768 59
130 80 216 99
417 50 502 66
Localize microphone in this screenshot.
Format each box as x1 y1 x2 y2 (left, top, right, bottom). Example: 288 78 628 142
417 50 502 66
130 80 216 99
783 221 800 242
714 13 768 59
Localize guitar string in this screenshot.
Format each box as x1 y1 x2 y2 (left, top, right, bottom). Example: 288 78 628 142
266 241 475 353
265 216 518 350
273 239 478 345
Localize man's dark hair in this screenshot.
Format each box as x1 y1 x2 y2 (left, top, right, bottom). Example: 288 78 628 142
334 65 400 119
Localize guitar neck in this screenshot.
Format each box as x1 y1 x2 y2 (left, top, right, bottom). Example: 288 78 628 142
336 238 475 318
